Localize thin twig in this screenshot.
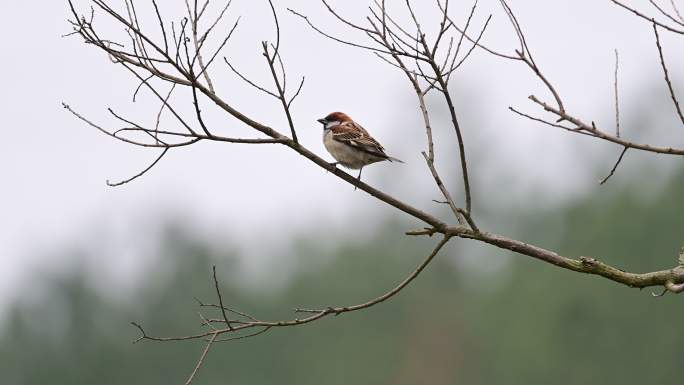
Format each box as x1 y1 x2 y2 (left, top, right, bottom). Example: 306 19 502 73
412 73 467 226
650 0 684 27
613 49 621 137
107 147 169 187
185 332 217 385
262 41 299 143
185 0 216 93
212 266 233 331
199 0 233 48
528 95 684 155
653 22 684 127
599 146 628 185
287 8 425 61
508 106 589 135
287 77 306 108
610 0 684 34
224 58 278 98
215 326 272 342
670 0 684 23
296 236 454 317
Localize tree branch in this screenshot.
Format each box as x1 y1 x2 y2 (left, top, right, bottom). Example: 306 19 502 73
65 0 684 380
527 95 684 155
653 21 684 127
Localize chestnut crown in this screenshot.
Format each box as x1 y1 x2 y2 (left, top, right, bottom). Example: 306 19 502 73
317 111 352 125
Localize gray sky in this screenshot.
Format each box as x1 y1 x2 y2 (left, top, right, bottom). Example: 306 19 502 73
2 0 684 316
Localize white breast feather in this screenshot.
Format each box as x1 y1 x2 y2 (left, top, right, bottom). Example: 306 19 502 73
323 129 383 169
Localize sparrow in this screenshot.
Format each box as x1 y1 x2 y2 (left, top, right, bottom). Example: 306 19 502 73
317 111 403 181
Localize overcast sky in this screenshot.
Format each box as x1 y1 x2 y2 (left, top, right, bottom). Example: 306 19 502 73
2 0 684 317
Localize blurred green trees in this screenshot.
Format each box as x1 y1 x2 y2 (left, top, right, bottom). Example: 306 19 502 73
2 169 684 385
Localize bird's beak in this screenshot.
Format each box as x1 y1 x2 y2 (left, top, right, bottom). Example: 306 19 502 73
317 118 326 124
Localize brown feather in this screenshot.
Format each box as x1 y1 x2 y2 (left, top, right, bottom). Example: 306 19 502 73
324 111 353 122
330 121 389 159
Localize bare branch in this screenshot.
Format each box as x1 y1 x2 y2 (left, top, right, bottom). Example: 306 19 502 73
266 0 281 60
155 84 177 144
446 14 492 80
611 0 684 34
199 1 233 48
131 237 452 362
190 80 213 137
194 17 241 82
287 76 306 108
196 300 259 323
185 332 217 385
448 228 684 290
599 146 629 185
528 95 684 155
185 0 216 93
65 1 684 380
508 106 590 136
423 46 474 215
297 235 452 313
262 40 299 142
669 0 684 23
151 0 169 54
321 0 375 33
614 49 621 137
414 76 468 226
441 2 518 60
287 8 425 61
132 74 154 102
650 0 684 27
215 326 272 342
107 147 170 187
224 58 278 98
653 22 684 127
212 266 233 331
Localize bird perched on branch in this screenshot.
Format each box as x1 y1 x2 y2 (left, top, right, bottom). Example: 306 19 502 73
317 111 403 182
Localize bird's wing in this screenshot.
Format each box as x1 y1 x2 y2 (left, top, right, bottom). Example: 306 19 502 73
330 121 388 158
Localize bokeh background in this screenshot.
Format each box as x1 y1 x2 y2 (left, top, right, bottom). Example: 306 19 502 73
2 0 684 384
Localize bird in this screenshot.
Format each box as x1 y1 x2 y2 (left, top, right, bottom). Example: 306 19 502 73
317 111 403 182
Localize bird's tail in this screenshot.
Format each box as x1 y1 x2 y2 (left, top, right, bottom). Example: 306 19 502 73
387 156 404 163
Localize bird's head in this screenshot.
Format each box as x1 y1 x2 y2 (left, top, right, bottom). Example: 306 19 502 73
317 111 352 129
